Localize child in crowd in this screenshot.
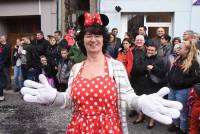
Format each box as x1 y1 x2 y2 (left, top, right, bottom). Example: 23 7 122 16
56 48 73 92
40 55 56 87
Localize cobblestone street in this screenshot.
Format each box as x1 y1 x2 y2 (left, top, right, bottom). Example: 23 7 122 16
0 90 173 134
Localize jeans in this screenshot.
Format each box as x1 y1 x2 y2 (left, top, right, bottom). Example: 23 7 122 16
168 88 190 130
14 65 23 89
2 66 11 88
0 68 4 96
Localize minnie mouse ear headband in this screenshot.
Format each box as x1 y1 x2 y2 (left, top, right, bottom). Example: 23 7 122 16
78 12 109 27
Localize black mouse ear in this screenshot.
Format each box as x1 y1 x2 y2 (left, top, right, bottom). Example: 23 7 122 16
100 14 109 27
77 14 85 27
77 13 109 27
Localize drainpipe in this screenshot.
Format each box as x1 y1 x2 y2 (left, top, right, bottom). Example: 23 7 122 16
56 0 59 30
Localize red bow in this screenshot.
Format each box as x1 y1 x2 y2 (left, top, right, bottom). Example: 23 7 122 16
84 12 103 26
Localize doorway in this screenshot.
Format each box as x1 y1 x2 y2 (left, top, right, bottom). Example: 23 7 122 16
124 13 173 39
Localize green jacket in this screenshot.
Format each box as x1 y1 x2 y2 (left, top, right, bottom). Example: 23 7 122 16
68 45 85 64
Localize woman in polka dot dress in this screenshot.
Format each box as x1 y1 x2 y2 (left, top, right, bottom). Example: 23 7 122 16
21 12 183 134
66 57 122 133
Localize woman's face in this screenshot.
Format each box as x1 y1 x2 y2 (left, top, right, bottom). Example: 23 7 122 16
50 38 56 46
123 40 130 50
178 43 189 57
109 35 115 42
84 32 104 54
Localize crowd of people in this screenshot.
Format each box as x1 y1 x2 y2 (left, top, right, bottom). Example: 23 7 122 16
1 13 200 133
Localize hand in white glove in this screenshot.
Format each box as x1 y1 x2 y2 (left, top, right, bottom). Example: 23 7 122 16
20 74 57 105
137 87 183 125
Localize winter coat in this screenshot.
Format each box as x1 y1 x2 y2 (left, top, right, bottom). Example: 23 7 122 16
56 59 73 84
117 48 133 77
168 59 200 89
46 44 60 67
68 44 85 64
131 53 166 95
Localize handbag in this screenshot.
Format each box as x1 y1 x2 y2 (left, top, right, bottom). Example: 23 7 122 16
194 83 200 97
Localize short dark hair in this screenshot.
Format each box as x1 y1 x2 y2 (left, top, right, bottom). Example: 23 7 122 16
54 30 62 37
139 26 147 31
161 34 171 42
76 24 109 56
61 48 69 52
111 28 118 32
36 31 44 35
147 42 158 50
172 37 181 45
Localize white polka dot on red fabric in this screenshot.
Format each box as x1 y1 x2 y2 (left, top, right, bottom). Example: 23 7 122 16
99 89 103 93
95 85 98 88
75 87 78 91
79 84 82 87
82 88 85 91
107 90 110 94
77 91 81 95
94 102 98 106
86 84 90 87
99 98 102 102
81 96 85 100
85 92 89 96
90 89 94 92
94 93 98 97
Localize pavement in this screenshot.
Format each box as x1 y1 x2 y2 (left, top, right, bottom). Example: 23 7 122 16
0 90 173 134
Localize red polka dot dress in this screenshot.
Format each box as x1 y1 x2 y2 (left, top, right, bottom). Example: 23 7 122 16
66 58 123 134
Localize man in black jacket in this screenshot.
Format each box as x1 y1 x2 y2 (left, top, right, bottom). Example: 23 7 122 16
0 35 11 90
54 30 68 49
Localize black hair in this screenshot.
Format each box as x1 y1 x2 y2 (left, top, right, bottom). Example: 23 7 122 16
112 28 118 32
36 30 44 35
147 41 158 50
120 38 132 52
161 34 171 42
76 24 109 56
139 26 147 31
172 37 181 45
54 30 62 37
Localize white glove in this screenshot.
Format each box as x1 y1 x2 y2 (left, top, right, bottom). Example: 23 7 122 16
137 87 183 125
21 74 57 105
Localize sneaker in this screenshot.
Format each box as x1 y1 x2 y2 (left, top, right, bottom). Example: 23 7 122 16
0 96 5 101
167 124 179 132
